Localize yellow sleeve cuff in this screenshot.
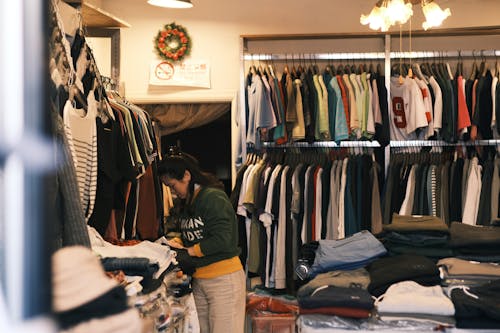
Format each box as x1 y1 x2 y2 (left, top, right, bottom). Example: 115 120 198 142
193 243 204 257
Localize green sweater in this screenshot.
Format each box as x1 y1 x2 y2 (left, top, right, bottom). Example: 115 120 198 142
179 187 241 268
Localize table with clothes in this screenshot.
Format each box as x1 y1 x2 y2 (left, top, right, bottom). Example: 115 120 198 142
52 226 200 333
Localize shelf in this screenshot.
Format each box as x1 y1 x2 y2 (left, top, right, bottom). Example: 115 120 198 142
81 2 131 28
241 25 500 42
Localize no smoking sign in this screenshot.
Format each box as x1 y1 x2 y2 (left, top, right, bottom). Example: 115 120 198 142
154 61 175 80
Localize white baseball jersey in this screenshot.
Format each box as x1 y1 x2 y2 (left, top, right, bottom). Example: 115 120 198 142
390 77 428 140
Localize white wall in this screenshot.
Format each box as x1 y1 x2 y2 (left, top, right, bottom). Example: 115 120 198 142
100 0 500 103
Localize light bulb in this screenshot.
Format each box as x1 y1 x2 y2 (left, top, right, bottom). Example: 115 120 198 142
422 1 451 30
386 0 413 25
360 3 392 32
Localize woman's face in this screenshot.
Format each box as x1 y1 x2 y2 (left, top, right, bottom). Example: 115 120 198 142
161 170 191 199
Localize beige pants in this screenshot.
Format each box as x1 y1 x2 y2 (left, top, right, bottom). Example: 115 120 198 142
192 269 246 333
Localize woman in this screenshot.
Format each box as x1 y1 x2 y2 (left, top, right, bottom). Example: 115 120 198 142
158 147 246 333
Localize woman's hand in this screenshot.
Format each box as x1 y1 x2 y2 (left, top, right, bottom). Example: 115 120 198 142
187 247 196 256
166 239 185 249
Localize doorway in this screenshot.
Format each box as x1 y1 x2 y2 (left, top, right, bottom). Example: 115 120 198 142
160 108 232 195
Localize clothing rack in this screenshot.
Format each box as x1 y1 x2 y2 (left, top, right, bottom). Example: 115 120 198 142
239 29 500 169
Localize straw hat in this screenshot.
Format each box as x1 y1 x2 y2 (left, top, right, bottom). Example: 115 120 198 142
52 246 117 312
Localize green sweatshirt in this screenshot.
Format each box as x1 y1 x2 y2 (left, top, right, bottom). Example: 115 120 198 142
179 187 241 270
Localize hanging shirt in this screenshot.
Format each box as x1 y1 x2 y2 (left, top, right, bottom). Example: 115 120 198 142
462 157 482 226
63 92 98 222
456 75 472 136
275 166 290 289
372 77 382 126
324 72 336 140
364 73 375 138
246 73 277 145
399 165 417 216
285 73 297 124
318 75 331 139
314 167 324 241
302 165 314 243
329 77 349 142
343 74 358 135
491 75 499 138
326 160 339 240
272 76 287 143
389 77 428 140
338 158 349 239
259 164 282 288
429 76 443 134
414 77 434 139
337 75 351 136
473 71 494 139
292 78 306 140
350 73 363 138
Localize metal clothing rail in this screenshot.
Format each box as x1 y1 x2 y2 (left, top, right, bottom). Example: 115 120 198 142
243 52 386 61
261 141 381 148
260 140 500 149
243 50 500 62
390 140 500 147
389 50 500 59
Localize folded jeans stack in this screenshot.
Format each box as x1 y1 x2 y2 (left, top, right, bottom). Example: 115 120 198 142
310 230 387 277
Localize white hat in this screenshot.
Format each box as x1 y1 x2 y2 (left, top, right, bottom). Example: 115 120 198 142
52 246 118 312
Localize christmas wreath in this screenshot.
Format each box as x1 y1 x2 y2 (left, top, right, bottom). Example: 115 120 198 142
154 22 191 62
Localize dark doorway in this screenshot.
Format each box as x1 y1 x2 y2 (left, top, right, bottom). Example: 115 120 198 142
161 109 232 194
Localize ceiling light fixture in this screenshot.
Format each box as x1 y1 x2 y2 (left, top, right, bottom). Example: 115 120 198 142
147 0 193 9
361 0 451 32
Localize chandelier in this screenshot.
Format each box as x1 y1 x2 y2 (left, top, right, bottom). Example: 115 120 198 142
360 0 451 32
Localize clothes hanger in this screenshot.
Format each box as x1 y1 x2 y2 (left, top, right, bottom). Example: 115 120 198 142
268 55 276 78
479 50 488 77
350 62 357 75
337 59 344 75
291 53 298 76
445 61 454 80
313 55 320 75
368 61 375 75
436 52 447 79
344 63 351 75
324 54 333 75
297 53 304 74
455 50 463 77
283 53 289 75
469 50 478 80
